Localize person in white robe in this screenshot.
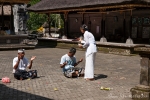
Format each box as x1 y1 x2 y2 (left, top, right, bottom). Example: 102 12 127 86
78 24 97 81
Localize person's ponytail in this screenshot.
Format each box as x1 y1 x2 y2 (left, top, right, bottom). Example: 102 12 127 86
80 24 88 31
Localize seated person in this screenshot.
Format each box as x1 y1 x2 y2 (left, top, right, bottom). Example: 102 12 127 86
13 49 37 80
60 47 84 78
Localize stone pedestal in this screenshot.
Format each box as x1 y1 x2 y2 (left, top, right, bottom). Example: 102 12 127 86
100 36 107 43
62 35 67 39
131 48 150 100
126 38 133 44
131 85 150 100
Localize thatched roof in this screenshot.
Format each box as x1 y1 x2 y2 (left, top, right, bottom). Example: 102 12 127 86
28 0 150 13
0 0 30 4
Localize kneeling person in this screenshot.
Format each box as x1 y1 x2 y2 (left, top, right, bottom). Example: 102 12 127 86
60 47 84 78
13 49 37 80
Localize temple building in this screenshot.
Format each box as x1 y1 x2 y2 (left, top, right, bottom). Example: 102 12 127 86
28 0 150 44
0 0 30 35
0 0 31 45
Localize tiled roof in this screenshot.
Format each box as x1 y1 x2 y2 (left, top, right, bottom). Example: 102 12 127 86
0 0 30 4
28 0 150 12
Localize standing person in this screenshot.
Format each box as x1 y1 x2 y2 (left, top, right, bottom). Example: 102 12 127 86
60 47 84 78
78 24 97 81
13 49 37 80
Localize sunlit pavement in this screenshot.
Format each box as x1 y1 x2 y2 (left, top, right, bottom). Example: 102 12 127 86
0 48 140 100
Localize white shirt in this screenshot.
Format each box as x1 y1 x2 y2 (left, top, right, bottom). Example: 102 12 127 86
82 31 97 57
13 57 29 73
60 54 76 72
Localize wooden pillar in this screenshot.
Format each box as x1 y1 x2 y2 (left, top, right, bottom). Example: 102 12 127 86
129 10 132 38
47 13 52 37
0 5 2 30
82 13 84 24
123 12 126 42
103 14 106 37
2 4 4 30
126 10 133 44
88 16 91 32
101 16 103 37
64 12 68 38
101 13 105 37
10 4 14 34
100 13 107 42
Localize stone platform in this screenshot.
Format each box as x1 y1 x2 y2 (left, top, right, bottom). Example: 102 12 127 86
0 35 28 44
0 35 36 50
0 44 35 50
37 37 146 55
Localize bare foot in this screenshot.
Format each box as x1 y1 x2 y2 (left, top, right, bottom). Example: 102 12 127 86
20 78 23 80
85 78 95 81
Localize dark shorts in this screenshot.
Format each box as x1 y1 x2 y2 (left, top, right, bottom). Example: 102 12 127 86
63 67 84 78
14 69 37 80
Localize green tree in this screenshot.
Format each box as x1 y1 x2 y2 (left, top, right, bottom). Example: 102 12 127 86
27 13 48 30
27 0 48 30
27 0 64 30
50 14 64 28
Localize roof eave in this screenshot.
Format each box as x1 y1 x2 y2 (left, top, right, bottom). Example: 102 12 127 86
27 3 150 13
0 0 30 4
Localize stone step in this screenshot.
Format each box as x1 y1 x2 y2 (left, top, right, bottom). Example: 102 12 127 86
0 44 35 50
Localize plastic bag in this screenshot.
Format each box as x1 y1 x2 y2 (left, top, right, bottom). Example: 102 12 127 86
1 77 11 83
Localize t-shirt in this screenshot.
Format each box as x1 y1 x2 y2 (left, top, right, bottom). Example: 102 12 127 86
60 54 76 72
13 57 29 73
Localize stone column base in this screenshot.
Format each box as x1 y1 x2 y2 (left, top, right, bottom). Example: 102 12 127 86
130 85 150 100
100 37 107 43
62 35 67 39
126 38 133 44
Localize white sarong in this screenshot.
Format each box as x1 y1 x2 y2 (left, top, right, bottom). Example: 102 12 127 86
84 52 96 79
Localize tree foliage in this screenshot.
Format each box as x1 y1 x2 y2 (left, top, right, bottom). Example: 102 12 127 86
27 0 47 30
27 0 64 30
50 14 64 28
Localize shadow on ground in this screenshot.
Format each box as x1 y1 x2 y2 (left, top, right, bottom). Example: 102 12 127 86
0 84 53 100
94 74 108 80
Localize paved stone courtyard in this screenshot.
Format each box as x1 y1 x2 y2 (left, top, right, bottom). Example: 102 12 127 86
0 48 140 100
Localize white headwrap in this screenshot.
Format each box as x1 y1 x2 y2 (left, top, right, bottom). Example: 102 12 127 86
18 49 25 53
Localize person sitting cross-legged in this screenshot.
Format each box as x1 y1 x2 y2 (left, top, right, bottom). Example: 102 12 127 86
13 49 37 80
60 47 84 78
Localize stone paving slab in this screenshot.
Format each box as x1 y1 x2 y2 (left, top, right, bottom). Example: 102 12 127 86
0 48 140 100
